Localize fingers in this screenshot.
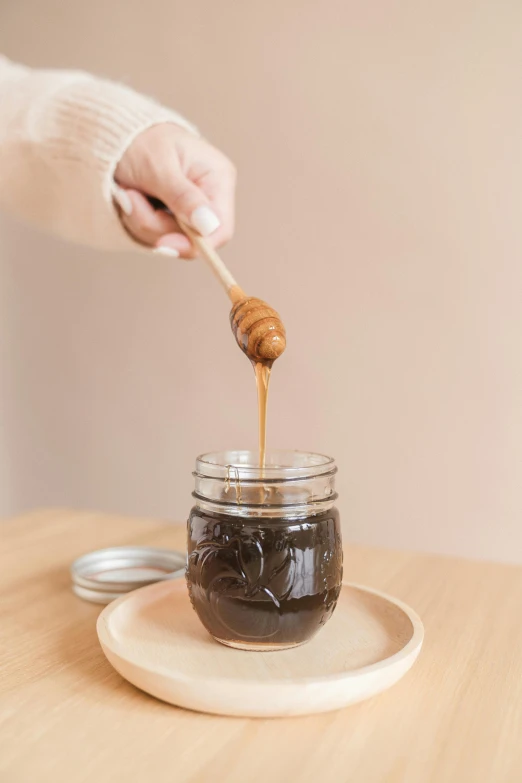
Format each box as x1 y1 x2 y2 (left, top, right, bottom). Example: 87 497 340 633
153 150 236 248
195 164 236 248
154 165 236 257
116 189 193 257
113 124 237 255
155 231 198 258
158 172 222 239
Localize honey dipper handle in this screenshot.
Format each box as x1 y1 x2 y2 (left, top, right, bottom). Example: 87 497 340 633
179 221 245 303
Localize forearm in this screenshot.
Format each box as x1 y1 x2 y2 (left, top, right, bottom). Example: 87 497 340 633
0 55 196 251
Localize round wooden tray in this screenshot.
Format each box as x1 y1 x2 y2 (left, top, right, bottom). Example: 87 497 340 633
97 580 423 718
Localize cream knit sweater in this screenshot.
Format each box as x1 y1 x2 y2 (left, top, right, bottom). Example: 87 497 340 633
0 55 196 251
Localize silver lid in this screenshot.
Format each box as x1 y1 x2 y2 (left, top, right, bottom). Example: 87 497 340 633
71 546 186 604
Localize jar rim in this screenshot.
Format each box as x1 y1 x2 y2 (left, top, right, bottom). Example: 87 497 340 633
194 449 336 482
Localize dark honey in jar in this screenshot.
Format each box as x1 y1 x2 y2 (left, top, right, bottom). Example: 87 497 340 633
186 450 343 651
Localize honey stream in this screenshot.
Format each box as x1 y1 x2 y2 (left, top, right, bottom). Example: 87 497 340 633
254 361 271 470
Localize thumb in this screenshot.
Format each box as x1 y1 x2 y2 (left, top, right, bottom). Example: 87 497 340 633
162 172 221 237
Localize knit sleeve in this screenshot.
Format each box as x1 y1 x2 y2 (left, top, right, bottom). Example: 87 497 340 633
0 55 198 251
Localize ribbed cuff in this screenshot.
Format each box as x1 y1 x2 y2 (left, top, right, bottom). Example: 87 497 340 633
44 76 199 204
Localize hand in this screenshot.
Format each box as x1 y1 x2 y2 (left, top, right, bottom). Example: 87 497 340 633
114 123 236 258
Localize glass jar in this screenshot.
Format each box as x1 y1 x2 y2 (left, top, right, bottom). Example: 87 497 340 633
186 450 343 651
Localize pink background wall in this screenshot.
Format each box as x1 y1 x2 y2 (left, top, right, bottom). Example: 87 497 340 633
0 0 521 561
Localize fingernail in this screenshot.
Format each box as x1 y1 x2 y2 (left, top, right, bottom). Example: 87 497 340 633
153 246 180 258
190 205 221 236
113 188 133 216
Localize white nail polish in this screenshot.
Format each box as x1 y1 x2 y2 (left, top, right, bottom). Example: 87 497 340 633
153 246 180 258
113 188 133 216
190 205 221 237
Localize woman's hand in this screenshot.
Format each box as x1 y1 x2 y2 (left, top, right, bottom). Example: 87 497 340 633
114 123 236 258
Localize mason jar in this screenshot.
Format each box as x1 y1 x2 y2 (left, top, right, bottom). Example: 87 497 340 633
186 450 343 651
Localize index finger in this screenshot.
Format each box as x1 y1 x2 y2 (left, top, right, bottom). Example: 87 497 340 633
196 165 237 248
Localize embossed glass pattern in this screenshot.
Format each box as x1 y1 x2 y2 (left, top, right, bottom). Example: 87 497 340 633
187 450 343 651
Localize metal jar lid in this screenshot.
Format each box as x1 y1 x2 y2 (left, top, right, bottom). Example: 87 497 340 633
71 546 186 604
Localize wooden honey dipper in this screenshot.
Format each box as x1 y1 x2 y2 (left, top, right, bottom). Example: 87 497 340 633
180 221 286 364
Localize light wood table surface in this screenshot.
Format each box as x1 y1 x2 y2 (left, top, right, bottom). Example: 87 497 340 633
1 509 522 783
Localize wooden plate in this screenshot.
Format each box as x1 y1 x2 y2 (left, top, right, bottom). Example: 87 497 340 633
97 580 423 718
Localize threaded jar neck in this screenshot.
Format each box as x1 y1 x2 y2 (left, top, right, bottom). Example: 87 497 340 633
193 450 337 519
